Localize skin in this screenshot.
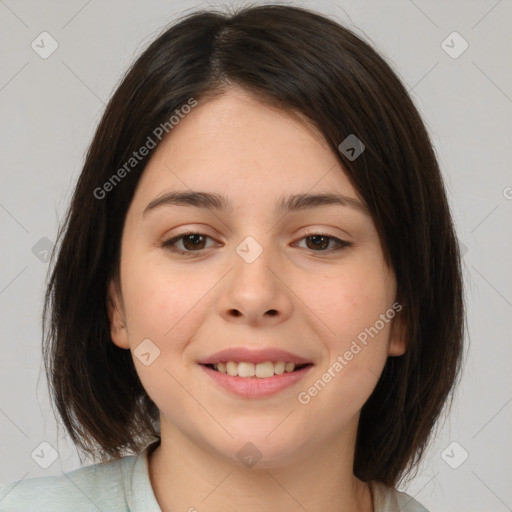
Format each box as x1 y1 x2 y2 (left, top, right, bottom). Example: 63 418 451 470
108 87 406 512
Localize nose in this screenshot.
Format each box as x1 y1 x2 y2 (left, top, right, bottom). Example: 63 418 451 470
217 238 294 327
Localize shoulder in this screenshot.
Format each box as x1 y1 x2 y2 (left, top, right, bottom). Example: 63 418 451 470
371 481 430 512
0 454 137 512
395 488 430 512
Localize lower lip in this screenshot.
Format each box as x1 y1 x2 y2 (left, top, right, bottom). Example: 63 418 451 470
200 364 313 398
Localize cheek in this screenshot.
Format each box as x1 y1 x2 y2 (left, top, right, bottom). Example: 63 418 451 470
314 267 393 345
119 256 207 410
297 264 396 417
122 251 204 339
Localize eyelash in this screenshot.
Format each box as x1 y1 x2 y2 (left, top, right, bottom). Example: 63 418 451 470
161 231 352 256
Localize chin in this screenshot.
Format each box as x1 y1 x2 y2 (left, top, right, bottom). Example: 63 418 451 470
210 428 311 470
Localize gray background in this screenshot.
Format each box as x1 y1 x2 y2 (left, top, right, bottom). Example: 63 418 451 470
0 1 511 511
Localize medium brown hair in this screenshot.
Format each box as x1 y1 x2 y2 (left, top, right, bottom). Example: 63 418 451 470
42 3 464 487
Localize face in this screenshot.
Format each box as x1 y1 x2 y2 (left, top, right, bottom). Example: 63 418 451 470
108 87 406 468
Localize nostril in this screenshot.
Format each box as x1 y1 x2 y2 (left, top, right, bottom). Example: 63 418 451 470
229 309 278 317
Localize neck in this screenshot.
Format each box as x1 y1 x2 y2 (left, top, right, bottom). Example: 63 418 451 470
148 421 373 512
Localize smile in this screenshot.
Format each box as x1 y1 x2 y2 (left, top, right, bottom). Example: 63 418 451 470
197 346 314 398
200 362 314 398
208 361 310 378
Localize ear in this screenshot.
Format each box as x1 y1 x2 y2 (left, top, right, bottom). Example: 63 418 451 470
387 308 408 357
107 279 130 349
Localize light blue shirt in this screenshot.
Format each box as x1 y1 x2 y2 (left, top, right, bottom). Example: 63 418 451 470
0 442 429 511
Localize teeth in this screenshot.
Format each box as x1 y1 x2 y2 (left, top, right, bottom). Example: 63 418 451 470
213 361 299 378
238 362 255 377
226 361 238 376
285 362 295 373
274 361 285 375
255 361 274 378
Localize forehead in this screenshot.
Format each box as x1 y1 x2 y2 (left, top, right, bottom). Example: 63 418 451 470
130 88 362 214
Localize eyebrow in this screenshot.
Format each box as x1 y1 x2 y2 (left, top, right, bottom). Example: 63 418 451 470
142 190 369 217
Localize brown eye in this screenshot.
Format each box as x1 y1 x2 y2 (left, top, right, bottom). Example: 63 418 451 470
162 232 215 255
181 234 207 250
162 231 351 257
295 233 351 252
305 235 330 250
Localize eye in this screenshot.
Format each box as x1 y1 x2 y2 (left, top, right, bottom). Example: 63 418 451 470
293 233 352 253
162 231 217 255
161 231 352 256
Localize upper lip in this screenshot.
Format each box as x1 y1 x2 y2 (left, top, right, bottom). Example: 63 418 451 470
197 347 313 365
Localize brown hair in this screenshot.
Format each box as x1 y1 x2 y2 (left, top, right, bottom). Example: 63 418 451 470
42 3 465 488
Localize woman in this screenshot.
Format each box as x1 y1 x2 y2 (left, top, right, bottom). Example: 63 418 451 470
0 4 464 511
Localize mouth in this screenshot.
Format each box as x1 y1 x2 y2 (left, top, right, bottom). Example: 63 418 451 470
202 361 313 378
197 347 314 397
